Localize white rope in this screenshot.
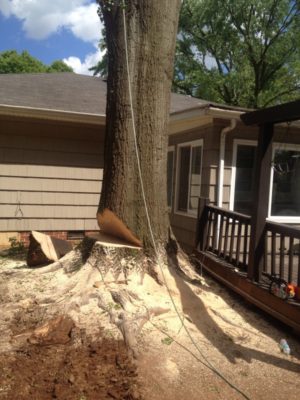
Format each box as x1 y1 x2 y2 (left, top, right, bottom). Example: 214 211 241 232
121 4 250 399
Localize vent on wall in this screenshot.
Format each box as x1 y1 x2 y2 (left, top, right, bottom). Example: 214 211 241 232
67 231 85 240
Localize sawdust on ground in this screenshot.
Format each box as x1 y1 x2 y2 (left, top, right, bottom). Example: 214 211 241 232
0 255 299 400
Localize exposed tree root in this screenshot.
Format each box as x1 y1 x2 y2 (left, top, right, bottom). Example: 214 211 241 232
1 237 186 358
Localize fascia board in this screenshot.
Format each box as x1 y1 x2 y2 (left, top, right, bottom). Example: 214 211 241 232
0 104 106 125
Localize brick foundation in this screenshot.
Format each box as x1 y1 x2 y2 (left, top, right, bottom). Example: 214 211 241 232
18 231 98 247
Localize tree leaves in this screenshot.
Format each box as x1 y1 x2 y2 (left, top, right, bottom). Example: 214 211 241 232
174 0 300 108
0 50 73 74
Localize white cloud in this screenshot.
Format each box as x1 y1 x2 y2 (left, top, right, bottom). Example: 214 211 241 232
0 0 11 17
66 4 100 43
0 0 102 42
63 48 103 75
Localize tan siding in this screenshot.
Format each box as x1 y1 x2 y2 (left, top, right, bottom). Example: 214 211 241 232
0 147 102 167
169 122 219 250
207 185 216 201
1 205 97 218
0 118 103 231
0 191 99 206
0 117 105 140
222 186 231 204
171 226 195 252
0 163 103 180
170 213 198 232
0 218 99 231
0 176 102 193
0 134 103 154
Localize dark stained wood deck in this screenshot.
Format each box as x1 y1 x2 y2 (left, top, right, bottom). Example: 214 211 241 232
195 250 300 334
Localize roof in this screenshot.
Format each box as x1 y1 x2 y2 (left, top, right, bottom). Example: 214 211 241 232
0 72 208 116
0 73 107 116
0 72 248 118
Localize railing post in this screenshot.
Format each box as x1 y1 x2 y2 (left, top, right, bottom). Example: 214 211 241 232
248 123 274 282
195 197 209 250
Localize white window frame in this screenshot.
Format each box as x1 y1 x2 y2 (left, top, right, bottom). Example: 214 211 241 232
268 142 300 223
229 139 257 212
175 139 203 218
167 146 175 211
230 139 300 223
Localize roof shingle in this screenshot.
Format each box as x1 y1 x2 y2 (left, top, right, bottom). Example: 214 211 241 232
0 72 208 116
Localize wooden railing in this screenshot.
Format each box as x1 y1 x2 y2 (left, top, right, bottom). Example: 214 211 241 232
196 201 300 285
197 204 251 269
264 221 300 286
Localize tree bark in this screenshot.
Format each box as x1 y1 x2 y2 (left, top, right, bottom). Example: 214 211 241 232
98 0 181 253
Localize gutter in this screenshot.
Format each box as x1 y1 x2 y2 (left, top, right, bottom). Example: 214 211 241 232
0 104 106 125
208 107 244 120
217 118 237 208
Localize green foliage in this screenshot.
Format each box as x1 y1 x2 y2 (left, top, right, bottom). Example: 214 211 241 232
8 237 25 257
47 60 73 73
89 26 108 77
89 52 108 77
0 50 73 74
175 0 300 108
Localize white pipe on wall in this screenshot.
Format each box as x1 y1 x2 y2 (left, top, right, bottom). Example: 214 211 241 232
217 119 237 208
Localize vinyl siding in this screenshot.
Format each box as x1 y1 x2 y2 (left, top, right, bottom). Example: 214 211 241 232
169 120 300 251
168 123 216 251
0 117 104 231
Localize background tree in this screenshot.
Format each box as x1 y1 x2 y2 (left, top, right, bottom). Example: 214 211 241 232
0 50 73 74
97 0 181 254
174 0 300 108
89 28 108 77
47 60 73 73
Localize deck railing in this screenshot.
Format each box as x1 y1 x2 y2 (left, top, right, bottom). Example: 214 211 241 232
197 204 251 269
264 221 300 286
197 200 300 285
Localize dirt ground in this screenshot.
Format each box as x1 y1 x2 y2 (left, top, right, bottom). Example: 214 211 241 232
0 334 139 400
0 252 300 400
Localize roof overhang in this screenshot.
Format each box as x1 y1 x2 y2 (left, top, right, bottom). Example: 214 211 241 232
0 101 263 133
169 105 245 134
0 104 106 125
207 107 245 120
169 106 211 134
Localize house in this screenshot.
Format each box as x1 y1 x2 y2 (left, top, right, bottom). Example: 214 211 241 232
194 100 300 332
0 73 299 250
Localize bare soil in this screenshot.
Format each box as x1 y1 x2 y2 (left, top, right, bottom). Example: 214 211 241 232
0 252 300 400
0 334 139 400
0 256 141 400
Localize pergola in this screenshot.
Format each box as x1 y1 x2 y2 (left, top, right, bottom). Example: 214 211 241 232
196 99 300 332
241 99 300 281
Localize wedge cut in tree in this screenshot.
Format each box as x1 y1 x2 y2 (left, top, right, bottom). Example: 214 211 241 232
97 0 181 255
20 0 201 362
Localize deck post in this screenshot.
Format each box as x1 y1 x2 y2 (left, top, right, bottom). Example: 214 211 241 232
248 123 274 281
196 197 209 250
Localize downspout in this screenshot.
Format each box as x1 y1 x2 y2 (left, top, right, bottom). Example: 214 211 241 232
217 118 237 208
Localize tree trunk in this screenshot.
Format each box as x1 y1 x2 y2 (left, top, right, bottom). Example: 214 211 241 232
98 0 181 254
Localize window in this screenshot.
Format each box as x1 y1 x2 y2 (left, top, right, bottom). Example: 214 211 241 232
230 141 257 215
176 140 203 215
269 145 300 220
167 147 175 209
231 140 300 222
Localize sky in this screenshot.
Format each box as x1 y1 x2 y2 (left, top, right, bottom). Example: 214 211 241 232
0 0 104 75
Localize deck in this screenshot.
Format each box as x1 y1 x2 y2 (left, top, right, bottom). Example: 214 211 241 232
195 202 300 333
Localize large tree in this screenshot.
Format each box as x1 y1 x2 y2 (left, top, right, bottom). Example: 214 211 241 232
97 0 181 254
14 0 200 362
0 50 73 74
175 0 300 108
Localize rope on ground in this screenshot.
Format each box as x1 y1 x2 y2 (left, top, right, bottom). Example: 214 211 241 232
121 4 251 400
